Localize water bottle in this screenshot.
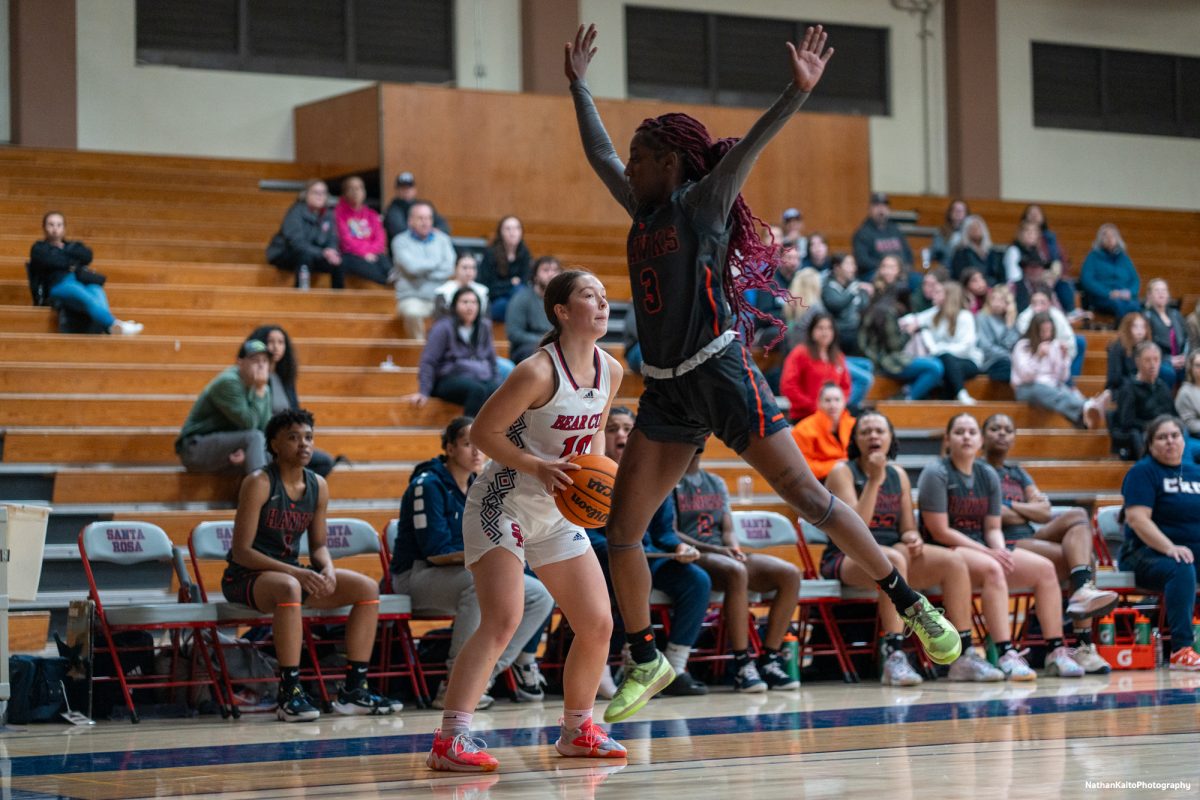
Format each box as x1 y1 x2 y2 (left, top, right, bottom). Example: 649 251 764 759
920 247 931 272
1097 615 1116 646
737 475 754 505
1152 628 1163 669
1192 617 1200 654
782 632 801 684
297 264 311 291
1134 614 1152 645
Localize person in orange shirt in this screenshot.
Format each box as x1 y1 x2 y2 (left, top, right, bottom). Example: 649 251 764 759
792 383 854 481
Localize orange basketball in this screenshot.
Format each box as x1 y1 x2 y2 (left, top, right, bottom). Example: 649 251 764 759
554 453 618 529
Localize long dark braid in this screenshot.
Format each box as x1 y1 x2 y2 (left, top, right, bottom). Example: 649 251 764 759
636 113 789 348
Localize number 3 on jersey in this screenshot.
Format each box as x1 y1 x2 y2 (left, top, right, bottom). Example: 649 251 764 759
639 267 663 314
559 435 592 459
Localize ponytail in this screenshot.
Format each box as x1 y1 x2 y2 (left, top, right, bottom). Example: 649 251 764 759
540 269 592 347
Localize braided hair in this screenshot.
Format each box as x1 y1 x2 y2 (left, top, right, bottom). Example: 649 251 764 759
635 113 789 348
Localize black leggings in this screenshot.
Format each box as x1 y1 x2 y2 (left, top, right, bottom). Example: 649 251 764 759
433 373 503 416
340 253 392 285
938 354 980 396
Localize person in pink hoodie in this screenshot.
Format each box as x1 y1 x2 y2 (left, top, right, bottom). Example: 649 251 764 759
1010 311 1108 428
334 176 392 285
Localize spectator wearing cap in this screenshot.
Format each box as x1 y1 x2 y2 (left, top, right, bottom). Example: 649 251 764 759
175 340 273 474
334 176 392 285
781 207 807 260
266 180 344 289
383 171 451 243
391 201 457 341
852 192 913 283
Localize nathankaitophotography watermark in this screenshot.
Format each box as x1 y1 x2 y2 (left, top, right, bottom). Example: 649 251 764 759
1084 781 1192 792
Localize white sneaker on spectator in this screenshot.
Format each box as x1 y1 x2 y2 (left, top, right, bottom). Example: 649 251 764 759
432 680 494 711
998 649 1037 681
1044 646 1085 677
1071 643 1111 674
1067 582 1119 619
880 650 924 686
956 389 977 406
947 649 1004 682
512 660 547 703
110 320 143 336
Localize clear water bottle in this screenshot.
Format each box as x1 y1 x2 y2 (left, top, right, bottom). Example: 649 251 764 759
1152 627 1163 669
737 475 754 505
297 264 311 291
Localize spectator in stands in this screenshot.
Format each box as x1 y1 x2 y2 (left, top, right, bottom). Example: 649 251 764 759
1143 278 1188 387
29 211 143 335
949 215 1002 284
1080 223 1140 321
1010 312 1107 429
1118 415 1200 671
960 267 989 314
919 413 1085 680
1112 343 1188 462
592 408 712 697
784 267 824 349
333 176 392 285
1020 204 1066 270
873 254 906 296
911 265 949 314
266 180 344 289
672 449 802 690
825 412 991 683
753 244 800 348
176 339 272 474
1174 351 1200 439
1186 305 1200 353
901 281 982 405
791 383 853 482
859 284 945 401
852 192 912 282
247 324 338 477
506 256 562 363
802 231 832 273
225 408 395 720
1107 312 1170 395
409 287 502 416
383 171 450 242
976 284 1019 384
780 207 807 257
1016 287 1086 379
981 413 1117 674
391 201 456 341
930 198 969 266
1011 255 1077 317
781 313 851 421
821 253 871 356
478 215 532 322
1002 220 1046 286
435 253 490 317
391 417 555 708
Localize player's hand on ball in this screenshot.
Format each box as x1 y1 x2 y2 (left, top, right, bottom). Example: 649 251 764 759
538 458 580 493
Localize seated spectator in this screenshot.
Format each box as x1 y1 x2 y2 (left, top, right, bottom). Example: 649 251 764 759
1112 342 1187 461
911 265 949 314
780 207 806 257
1143 278 1188 387
791 383 854 481
1002 220 1047 286
1011 255 1077 317
672 449 802 690
802 231 832 273
334 176 392 285
825 412 988 683
752 244 800 348
919 413 1084 680
390 417 554 708
29 211 143 335
176 339 272 474
267 180 344 289
949 215 1002 284
821 254 871 355
960 267 989 313
1174 352 1200 439
409 288 501 416
852 192 912 282
1186 303 1200 353
383 171 450 242
930 198 969 266
478 215 532 322
1011 312 1107 429
784 267 824 350
976 284 1019 383
1119 415 1200 671
1020 204 1066 271
247 324 338 477
981 414 1116 674
1080 223 1140 321
391 201 456 341
859 284 945 401
506 256 562 363
901 281 982 405
592 408 712 697
1016 287 1086 379
781 313 859 420
1107 312 1171 395
224 408 394 720
873 254 906 297
435 253 490 317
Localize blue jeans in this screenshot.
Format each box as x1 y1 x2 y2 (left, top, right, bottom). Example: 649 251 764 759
649 559 713 647
846 356 874 409
48 273 115 329
889 357 944 400
1120 546 1199 650
1086 293 1140 322
1071 335 1087 378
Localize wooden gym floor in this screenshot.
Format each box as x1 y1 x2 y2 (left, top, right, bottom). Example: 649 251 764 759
4 670 1199 799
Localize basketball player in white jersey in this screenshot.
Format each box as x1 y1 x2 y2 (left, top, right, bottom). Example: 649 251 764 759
427 269 627 772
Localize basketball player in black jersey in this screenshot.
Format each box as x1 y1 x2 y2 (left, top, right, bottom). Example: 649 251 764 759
224 409 394 721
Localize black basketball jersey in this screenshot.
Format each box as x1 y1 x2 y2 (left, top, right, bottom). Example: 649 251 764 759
826 461 904 556
228 463 318 571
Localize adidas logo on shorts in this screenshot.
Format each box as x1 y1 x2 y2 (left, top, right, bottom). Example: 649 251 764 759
572 532 586 541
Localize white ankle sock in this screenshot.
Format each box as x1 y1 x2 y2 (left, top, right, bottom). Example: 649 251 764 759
515 651 536 667
440 709 472 737
665 643 691 675
563 707 593 731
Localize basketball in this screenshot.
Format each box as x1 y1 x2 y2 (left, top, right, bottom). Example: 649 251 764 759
554 453 618 528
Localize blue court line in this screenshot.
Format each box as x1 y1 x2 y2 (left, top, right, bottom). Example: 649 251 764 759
8 687 1198 778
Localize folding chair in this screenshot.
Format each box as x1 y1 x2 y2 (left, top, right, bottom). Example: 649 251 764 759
1091 504 1165 632
78 521 233 723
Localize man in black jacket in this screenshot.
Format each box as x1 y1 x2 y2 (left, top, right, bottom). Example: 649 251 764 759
851 192 913 283
266 181 344 288
383 172 451 243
